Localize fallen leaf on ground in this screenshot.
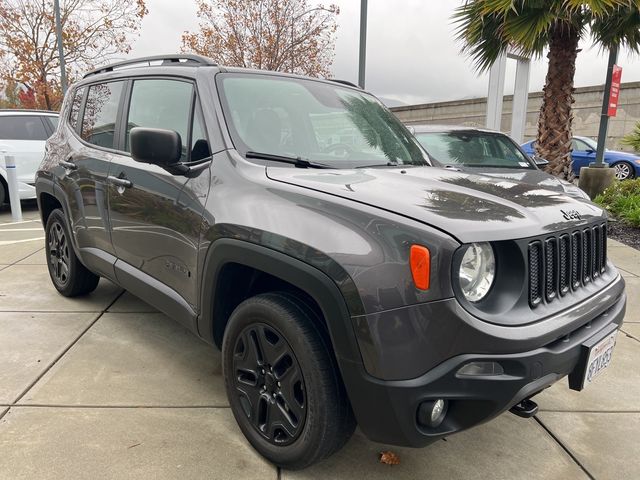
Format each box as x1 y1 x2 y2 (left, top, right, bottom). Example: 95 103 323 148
379 450 400 465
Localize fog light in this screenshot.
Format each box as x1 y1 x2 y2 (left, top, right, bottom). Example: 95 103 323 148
457 361 504 377
417 399 447 428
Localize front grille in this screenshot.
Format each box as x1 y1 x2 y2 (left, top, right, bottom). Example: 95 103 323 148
528 223 607 307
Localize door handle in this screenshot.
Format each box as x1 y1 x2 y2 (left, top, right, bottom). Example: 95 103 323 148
107 175 133 188
59 159 77 170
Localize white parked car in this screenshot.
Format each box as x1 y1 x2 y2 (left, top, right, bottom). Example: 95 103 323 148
0 109 58 204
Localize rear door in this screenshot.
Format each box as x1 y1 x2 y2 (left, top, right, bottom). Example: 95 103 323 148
107 77 212 311
0 115 51 184
56 81 127 266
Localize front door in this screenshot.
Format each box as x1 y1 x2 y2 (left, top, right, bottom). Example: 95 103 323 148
107 78 212 310
571 138 596 176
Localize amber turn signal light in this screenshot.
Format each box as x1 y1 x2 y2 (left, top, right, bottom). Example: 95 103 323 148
410 245 430 290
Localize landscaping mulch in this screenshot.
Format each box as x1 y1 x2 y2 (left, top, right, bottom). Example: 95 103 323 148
608 220 640 251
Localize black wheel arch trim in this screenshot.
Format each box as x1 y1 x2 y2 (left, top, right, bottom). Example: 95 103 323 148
197 238 365 367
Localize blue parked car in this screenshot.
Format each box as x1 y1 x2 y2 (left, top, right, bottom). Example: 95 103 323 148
521 136 640 180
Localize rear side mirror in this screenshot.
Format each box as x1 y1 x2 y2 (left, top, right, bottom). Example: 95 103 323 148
130 127 182 168
532 155 549 167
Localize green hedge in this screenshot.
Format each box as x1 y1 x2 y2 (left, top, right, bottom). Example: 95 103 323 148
594 178 640 228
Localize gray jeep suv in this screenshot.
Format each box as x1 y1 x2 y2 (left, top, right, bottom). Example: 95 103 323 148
35 55 626 469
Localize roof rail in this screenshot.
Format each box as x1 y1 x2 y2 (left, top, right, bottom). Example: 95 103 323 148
83 54 217 79
328 79 361 89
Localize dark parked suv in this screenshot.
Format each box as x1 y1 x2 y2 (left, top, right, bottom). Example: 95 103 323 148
36 55 626 469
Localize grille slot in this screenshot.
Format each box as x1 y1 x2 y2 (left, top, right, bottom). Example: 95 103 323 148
528 223 607 307
559 235 570 296
583 228 591 284
545 238 557 302
571 231 580 290
528 241 542 307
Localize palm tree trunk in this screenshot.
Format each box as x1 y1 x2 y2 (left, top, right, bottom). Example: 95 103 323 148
535 22 580 180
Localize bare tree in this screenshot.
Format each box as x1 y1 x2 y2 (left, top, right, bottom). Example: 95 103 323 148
182 0 339 78
0 0 148 110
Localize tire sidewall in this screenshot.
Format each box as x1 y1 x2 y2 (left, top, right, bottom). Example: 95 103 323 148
222 295 335 467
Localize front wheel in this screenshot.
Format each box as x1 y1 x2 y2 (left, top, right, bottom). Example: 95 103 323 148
45 209 100 296
222 292 355 470
612 161 635 180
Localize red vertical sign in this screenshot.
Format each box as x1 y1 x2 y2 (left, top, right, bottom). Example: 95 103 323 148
607 65 622 117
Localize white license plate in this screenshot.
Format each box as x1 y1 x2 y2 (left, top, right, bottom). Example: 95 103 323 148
582 330 618 389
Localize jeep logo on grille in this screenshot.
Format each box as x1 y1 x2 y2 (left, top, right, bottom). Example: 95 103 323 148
561 209 582 221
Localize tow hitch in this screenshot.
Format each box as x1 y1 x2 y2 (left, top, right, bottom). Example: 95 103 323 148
509 398 539 418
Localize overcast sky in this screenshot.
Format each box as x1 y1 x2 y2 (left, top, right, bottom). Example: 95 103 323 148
127 0 640 106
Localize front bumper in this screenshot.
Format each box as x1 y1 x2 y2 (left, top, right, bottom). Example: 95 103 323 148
340 275 626 447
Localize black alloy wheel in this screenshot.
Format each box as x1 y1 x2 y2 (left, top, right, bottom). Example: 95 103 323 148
223 292 355 469
232 322 307 445
48 220 71 287
44 209 100 297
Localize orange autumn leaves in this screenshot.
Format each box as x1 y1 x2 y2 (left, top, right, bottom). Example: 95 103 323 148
0 0 148 110
181 0 339 78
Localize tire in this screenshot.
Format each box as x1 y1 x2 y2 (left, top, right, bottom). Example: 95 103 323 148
222 292 355 470
0 179 6 205
45 208 100 296
612 161 635 180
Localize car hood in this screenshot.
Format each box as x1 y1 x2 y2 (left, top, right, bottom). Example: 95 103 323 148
443 166 568 193
605 149 639 161
266 166 604 243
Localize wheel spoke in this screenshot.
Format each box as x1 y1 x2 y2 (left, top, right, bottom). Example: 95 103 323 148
257 325 287 364
59 260 70 280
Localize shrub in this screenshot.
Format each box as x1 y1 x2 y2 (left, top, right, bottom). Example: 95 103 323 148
594 178 640 228
621 123 640 152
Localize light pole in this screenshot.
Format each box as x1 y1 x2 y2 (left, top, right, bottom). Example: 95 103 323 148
594 45 619 168
358 0 367 89
54 0 67 93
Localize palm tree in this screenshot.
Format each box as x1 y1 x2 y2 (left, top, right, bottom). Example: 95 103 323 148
453 1 640 181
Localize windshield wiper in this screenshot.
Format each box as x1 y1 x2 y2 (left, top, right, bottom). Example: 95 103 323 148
245 151 331 169
355 162 424 169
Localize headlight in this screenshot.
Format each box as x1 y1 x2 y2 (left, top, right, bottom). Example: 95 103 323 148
562 184 590 200
458 242 495 302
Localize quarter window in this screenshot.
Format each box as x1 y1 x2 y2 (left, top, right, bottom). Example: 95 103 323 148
125 79 197 162
0 116 49 141
81 81 124 149
69 87 84 131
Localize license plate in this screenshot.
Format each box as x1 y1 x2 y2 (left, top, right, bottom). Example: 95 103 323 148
582 330 618 389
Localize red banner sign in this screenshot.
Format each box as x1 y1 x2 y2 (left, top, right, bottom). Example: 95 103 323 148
608 65 622 117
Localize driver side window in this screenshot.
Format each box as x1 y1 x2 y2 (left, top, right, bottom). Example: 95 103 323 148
125 79 203 162
571 139 590 152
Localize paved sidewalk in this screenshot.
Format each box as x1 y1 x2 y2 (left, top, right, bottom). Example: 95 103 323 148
0 203 638 479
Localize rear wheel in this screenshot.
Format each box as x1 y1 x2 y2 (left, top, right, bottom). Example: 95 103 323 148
612 161 635 180
222 292 355 469
0 179 6 205
45 209 100 296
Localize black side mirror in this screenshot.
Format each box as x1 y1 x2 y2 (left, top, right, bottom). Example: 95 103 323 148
130 127 182 168
532 155 549 167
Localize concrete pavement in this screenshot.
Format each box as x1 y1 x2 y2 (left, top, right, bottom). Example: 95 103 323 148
0 203 639 479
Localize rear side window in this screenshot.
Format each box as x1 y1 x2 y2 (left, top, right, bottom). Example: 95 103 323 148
81 81 124 149
125 79 200 161
68 87 85 130
0 116 49 141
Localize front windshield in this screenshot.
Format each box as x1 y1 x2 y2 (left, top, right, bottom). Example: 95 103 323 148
218 73 430 168
415 131 534 169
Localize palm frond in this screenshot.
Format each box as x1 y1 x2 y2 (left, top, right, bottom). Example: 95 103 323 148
591 3 640 52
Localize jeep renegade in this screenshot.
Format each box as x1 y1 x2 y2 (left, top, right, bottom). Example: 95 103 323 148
35 55 626 469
